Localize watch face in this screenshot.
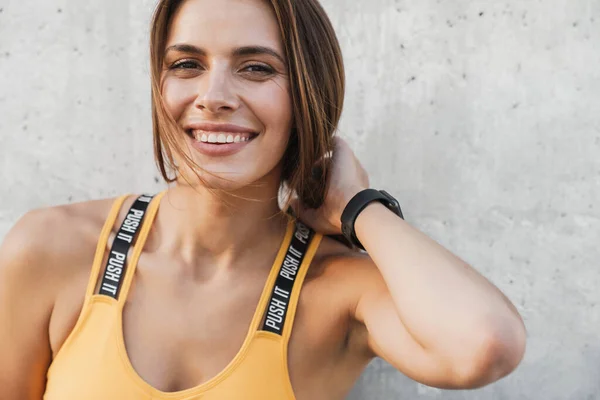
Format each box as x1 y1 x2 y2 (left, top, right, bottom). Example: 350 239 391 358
380 190 400 209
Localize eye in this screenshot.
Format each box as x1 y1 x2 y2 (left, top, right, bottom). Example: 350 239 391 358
170 59 201 70
241 63 275 75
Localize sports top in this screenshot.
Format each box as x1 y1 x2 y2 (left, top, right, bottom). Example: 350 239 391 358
44 190 323 399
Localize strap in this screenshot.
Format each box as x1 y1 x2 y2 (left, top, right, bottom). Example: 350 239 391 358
98 193 156 299
117 190 167 306
262 220 322 335
281 229 322 340
341 189 403 250
84 194 130 302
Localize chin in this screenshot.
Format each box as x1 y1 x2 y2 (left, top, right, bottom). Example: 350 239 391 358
176 165 277 193
172 145 285 194
176 170 246 189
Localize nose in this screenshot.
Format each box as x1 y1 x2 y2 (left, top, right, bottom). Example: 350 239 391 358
193 67 240 114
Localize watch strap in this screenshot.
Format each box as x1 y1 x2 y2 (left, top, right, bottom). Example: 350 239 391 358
340 189 403 250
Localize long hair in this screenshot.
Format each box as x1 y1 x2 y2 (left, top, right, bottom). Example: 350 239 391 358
149 0 345 209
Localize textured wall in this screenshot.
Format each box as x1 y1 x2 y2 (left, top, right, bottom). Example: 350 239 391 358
1 0 599 399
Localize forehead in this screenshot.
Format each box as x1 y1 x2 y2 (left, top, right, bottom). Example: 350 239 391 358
167 0 283 53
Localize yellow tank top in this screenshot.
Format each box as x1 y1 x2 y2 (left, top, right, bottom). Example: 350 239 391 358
44 190 323 400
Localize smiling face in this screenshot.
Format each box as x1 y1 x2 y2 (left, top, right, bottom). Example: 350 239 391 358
161 0 292 191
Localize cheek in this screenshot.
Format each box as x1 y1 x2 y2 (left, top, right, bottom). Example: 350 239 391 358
244 81 293 138
268 88 293 152
162 77 198 121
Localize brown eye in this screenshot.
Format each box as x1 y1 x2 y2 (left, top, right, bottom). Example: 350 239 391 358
171 60 201 70
241 64 274 75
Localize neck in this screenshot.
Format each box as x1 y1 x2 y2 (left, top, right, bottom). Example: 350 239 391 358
153 182 289 271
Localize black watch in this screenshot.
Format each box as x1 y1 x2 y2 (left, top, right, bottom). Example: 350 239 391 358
340 189 404 250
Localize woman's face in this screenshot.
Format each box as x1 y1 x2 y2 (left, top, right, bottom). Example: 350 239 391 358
161 0 292 191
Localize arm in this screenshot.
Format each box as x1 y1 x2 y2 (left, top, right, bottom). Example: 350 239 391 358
0 211 56 399
294 137 526 388
352 202 526 388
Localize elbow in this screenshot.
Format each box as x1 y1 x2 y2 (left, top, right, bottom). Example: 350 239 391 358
455 319 527 388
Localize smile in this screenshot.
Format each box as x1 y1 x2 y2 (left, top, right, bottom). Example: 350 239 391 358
185 129 259 157
188 129 257 144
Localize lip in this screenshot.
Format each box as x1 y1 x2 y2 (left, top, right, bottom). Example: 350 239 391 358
183 122 258 135
188 137 256 157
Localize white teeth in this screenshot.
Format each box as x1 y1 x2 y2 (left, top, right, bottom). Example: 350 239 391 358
191 130 255 144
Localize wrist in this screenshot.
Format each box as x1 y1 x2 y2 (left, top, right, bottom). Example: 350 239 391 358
354 202 389 242
340 189 404 250
339 185 368 210
332 185 367 226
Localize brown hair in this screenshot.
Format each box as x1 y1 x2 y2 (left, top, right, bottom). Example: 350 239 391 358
149 0 345 209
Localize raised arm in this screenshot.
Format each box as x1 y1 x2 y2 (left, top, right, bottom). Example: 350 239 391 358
351 203 526 388
292 137 526 388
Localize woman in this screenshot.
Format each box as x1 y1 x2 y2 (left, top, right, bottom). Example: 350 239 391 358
0 0 526 398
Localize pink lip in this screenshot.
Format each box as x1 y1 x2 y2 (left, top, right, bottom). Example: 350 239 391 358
184 122 257 134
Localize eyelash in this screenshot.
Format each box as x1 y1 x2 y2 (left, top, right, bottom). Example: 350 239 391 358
171 60 201 70
169 60 274 75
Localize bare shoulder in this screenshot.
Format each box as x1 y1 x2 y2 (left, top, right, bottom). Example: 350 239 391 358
0 194 131 297
0 194 134 395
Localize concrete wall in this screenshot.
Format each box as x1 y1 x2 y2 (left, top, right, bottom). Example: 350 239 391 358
1 0 599 399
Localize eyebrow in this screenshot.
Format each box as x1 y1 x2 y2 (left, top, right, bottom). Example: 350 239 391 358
164 44 286 64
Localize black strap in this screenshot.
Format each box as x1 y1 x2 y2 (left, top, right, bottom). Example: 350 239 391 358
98 194 154 299
340 189 403 250
262 221 314 335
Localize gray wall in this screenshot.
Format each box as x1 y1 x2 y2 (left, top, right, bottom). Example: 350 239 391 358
1 0 599 399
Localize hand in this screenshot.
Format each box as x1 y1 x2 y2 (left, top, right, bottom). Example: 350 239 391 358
290 137 369 235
